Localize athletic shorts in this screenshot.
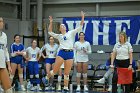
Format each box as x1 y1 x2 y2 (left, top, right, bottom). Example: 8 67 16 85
57 49 74 60
28 61 39 75
45 58 55 64
10 56 23 67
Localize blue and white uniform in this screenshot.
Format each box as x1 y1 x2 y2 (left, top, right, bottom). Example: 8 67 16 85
10 43 25 67
41 43 58 64
48 26 82 60
26 46 41 85
74 41 91 62
0 32 10 68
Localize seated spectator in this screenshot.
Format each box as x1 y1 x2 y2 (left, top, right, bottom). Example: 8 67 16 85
97 54 114 92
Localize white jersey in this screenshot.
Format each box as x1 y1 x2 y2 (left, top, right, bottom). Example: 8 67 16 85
48 26 82 50
41 43 58 58
74 41 91 62
26 47 40 62
0 32 10 68
113 42 133 60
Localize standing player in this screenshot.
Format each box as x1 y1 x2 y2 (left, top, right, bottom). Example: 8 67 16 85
46 11 85 91
0 17 13 93
10 34 26 91
26 40 42 91
74 32 91 91
41 36 58 90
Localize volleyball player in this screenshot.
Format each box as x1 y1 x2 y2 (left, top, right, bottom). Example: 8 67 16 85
10 34 26 91
46 11 85 91
74 32 91 91
0 17 13 93
26 40 42 91
41 36 58 90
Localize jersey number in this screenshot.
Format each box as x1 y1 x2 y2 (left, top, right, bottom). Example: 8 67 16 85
63 36 67 40
50 51 54 54
81 47 85 50
32 54 36 58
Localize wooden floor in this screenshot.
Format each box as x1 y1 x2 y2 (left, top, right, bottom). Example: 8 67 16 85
15 90 108 93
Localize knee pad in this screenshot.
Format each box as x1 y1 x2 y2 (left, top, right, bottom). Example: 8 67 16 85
19 74 23 78
35 74 39 78
5 87 13 93
76 73 81 78
58 76 62 82
82 73 87 78
64 75 69 81
10 74 14 80
50 70 55 76
30 75 34 79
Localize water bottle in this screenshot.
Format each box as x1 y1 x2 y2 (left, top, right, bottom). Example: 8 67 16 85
117 85 123 93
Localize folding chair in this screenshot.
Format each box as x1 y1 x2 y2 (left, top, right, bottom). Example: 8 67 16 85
92 64 107 91
87 64 95 89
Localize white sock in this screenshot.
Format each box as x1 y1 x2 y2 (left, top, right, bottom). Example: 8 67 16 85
84 85 87 88
37 84 40 87
21 85 24 87
64 86 68 89
58 76 62 83
109 85 112 88
77 85 80 87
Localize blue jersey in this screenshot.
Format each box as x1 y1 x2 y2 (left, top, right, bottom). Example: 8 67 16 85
10 43 25 63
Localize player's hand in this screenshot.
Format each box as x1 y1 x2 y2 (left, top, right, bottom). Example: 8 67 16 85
128 65 132 70
26 57 31 61
49 16 53 23
21 51 26 56
110 64 114 69
36 58 40 61
15 51 20 55
8 65 12 74
83 49 87 53
43 56 48 59
81 11 85 18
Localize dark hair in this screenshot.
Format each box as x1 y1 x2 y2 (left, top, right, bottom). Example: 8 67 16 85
14 34 20 42
14 34 20 39
79 32 85 36
48 36 54 40
31 39 37 43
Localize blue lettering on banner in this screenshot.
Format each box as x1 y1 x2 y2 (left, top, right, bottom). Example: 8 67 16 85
63 16 140 45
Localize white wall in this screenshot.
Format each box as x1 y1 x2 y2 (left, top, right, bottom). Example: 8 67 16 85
100 2 140 16
43 4 96 18
3 19 34 49
3 18 20 50
19 21 33 48
0 3 17 18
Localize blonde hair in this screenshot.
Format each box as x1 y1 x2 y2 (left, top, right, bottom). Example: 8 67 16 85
119 31 127 43
0 17 3 21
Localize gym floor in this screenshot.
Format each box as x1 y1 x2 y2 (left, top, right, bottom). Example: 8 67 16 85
15 90 108 93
